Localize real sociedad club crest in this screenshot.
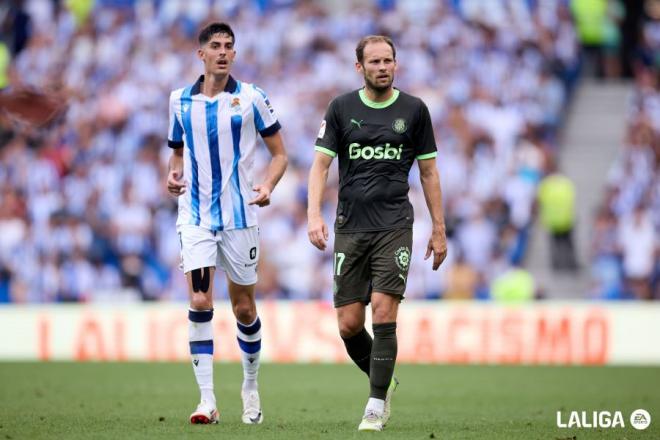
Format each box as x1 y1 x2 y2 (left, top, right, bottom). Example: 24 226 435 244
231 97 241 112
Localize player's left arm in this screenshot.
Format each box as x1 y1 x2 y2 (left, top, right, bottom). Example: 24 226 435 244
414 99 447 270
249 85 288 207
250 131 288 207
418 157 447 270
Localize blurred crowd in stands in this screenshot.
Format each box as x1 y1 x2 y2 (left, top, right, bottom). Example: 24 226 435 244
589 14 659 300
0 0 654 302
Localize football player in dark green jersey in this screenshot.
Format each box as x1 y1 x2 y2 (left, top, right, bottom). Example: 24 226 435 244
307 35 448 431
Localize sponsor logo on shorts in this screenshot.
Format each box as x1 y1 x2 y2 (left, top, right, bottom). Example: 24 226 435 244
394 246 410 270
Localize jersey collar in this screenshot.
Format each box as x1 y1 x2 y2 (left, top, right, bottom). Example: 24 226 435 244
359 88 399 109
191 75 238 95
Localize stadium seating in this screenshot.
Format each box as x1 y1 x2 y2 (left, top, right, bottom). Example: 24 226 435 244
0 0 585 301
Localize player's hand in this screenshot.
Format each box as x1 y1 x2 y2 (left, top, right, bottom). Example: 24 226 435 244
308 215 329 251
167 169 186 196
248 184 271 207
424 229 447 270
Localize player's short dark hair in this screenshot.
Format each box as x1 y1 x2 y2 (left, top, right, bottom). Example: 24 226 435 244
355 35 396 64
198 22 235 46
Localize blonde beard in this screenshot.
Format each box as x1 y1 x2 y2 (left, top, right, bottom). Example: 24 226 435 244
364 75 393 93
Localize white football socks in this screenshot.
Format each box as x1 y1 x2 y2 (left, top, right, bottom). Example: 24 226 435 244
189 309 215 404
236 316 262 392
365 397 385 415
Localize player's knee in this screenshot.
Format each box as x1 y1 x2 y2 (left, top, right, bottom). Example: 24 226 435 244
338 319 363 339
232 299 256 324
371 294 399 323
190 293 212 311
372 304 397 324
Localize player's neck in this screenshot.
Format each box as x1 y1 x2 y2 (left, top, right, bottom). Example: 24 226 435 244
201 73 230 98
362 86 393 103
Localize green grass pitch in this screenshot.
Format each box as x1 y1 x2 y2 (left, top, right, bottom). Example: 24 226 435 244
0 363 658 439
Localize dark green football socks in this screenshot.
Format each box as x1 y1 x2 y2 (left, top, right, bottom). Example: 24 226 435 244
342 327 373 376
369 322 397 399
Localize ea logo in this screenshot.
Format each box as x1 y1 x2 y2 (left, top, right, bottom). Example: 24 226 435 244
630 409 651 430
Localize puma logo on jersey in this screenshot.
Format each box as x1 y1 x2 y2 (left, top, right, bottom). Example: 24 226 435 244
350 118 364 129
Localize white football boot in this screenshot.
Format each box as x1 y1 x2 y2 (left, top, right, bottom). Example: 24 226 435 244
241 389 263 424
358 409 384 432
189 400 219 424
382 376 399 426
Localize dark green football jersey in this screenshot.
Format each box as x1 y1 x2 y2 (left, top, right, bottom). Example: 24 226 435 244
315 88 437 232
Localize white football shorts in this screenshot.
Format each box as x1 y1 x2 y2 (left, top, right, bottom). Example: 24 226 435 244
178 225 259 285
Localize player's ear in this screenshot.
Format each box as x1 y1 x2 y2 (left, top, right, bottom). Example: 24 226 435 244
355 61 363 73
197 47 205 61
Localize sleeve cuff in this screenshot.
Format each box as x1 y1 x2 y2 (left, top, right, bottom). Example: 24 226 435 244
315 146 337 158
416 151 437 160
259 121 281 137
168 140 184 149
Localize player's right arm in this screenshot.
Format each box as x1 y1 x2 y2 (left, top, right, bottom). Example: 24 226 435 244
308 101 340 251
167 147 185 196
307 151 333 251
166 91 186 196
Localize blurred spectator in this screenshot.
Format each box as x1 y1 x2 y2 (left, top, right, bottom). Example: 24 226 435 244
0 0 32 56
490 263 536 302
618 204 656 299
66 0 95 28
590 207 624 299
537 170 578 271
0 41 8 88
571 0 625 78
590 14 660 299
443 251 479 300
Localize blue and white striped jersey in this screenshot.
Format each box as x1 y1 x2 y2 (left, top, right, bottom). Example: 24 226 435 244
167 75 281 231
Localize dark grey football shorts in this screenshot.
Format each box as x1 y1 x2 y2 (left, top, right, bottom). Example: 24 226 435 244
332 228 413 308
